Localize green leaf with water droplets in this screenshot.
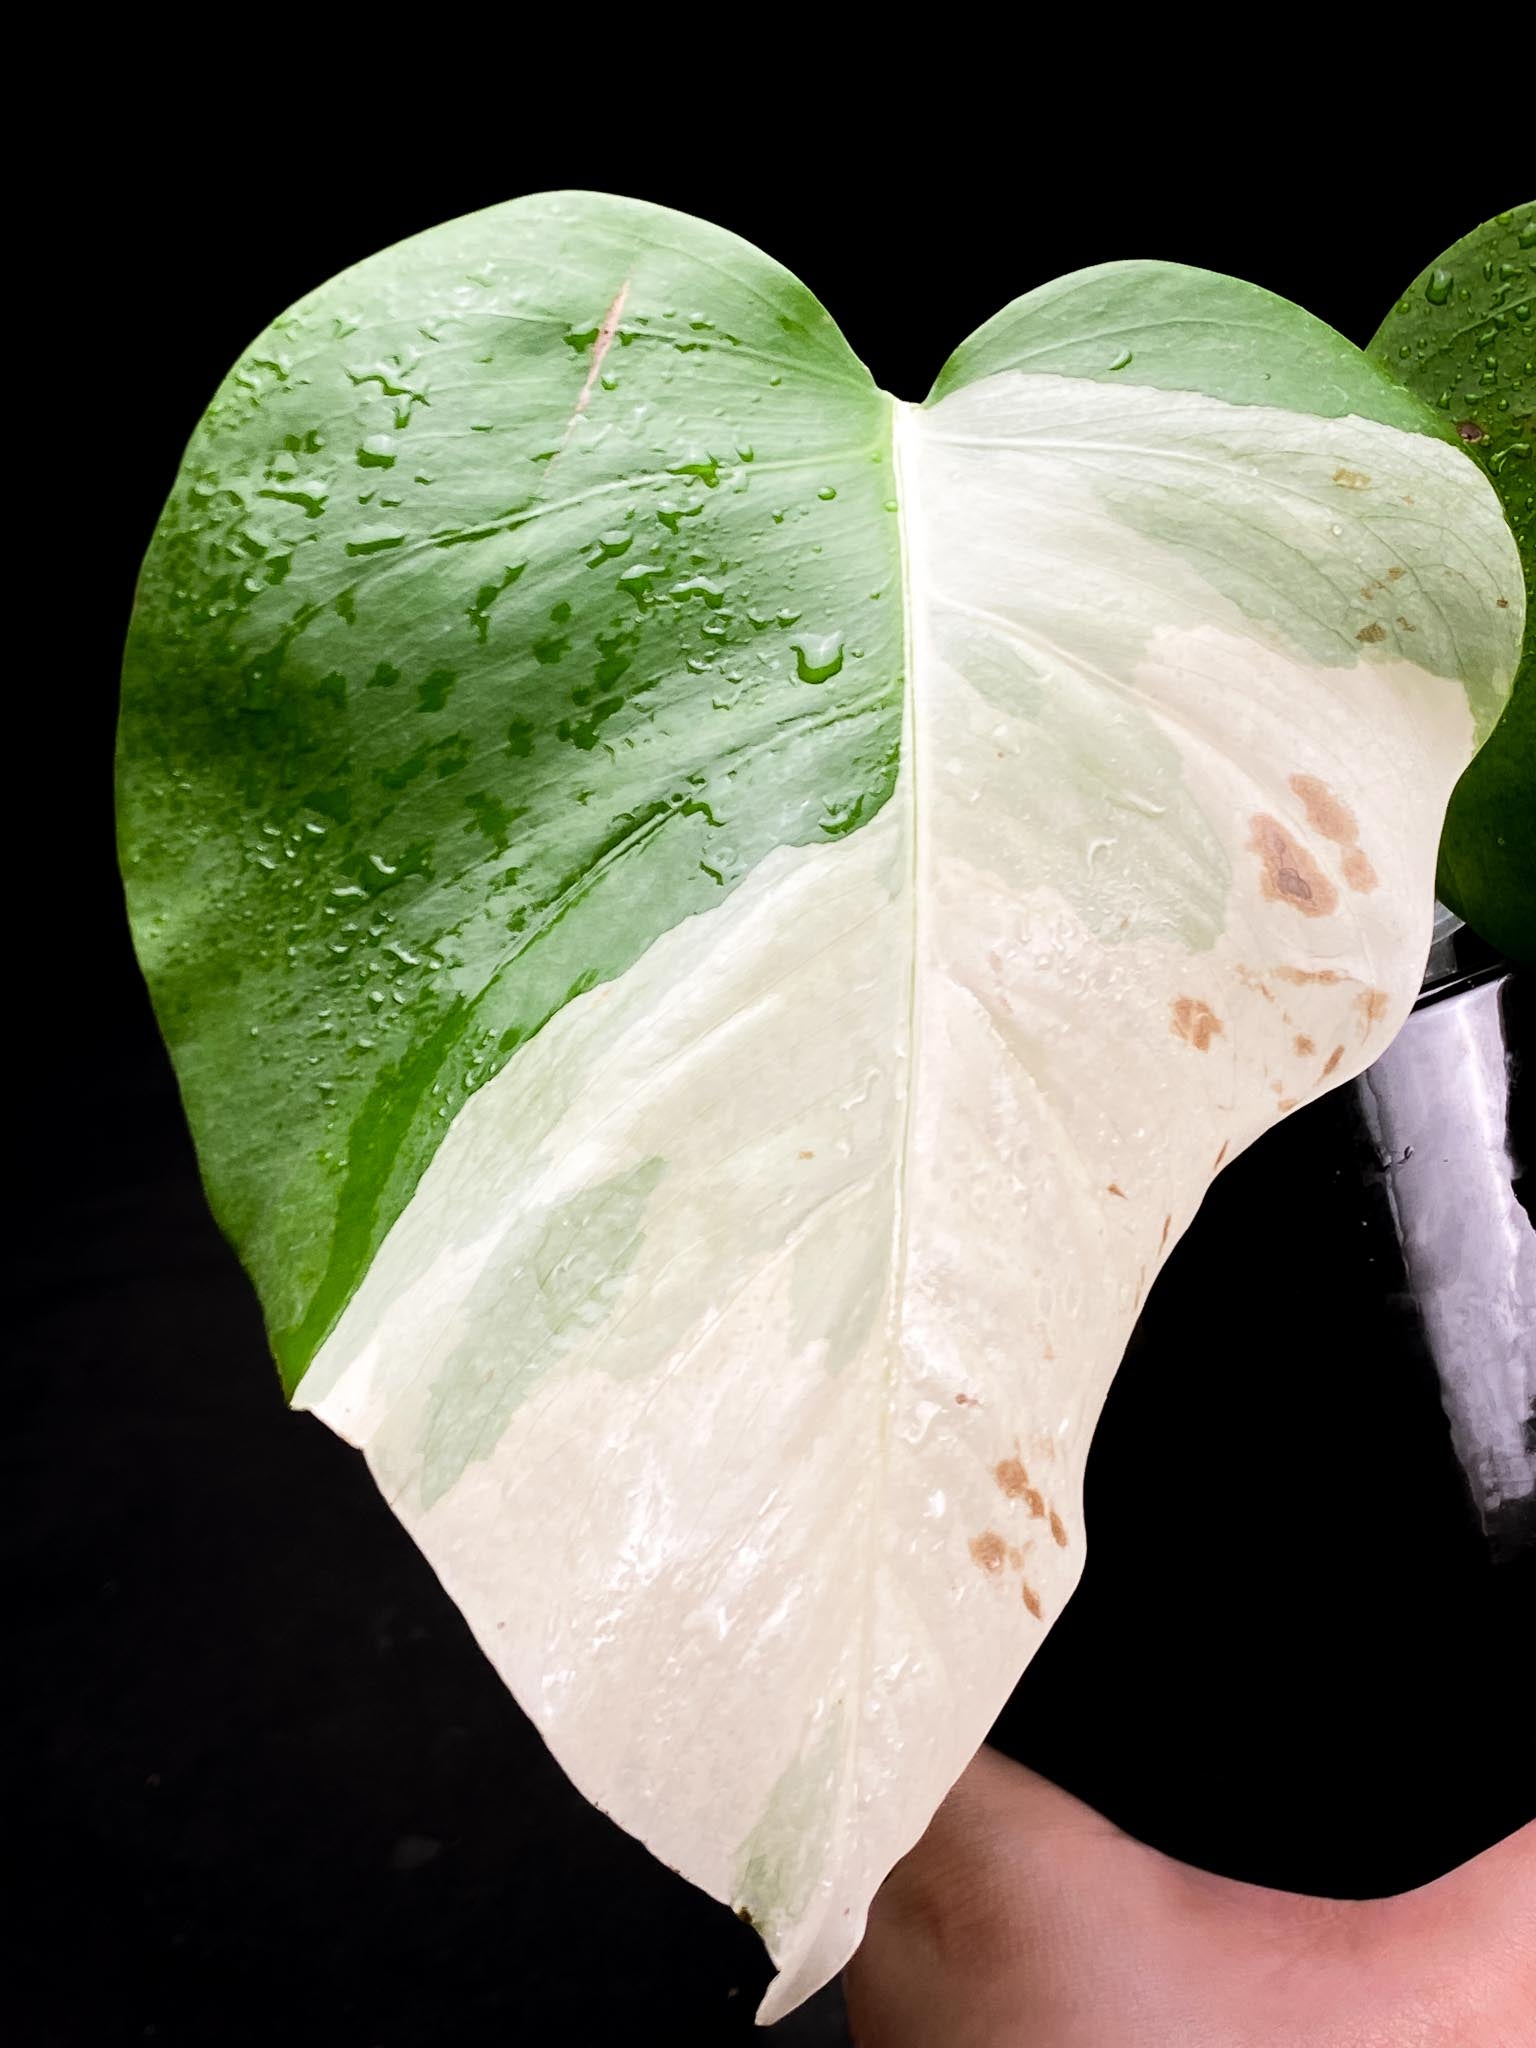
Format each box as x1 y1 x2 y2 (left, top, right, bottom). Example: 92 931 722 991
118 192 901 1388
1370 200 1536 961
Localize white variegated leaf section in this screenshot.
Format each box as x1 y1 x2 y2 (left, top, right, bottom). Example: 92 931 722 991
297 373 1520 2020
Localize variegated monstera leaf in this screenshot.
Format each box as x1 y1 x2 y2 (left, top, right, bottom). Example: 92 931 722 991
119 194 1522 2021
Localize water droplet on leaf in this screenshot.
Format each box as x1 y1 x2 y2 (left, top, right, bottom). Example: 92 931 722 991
792 632 844 685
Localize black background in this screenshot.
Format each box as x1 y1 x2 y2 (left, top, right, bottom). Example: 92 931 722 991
10 107 1534 2048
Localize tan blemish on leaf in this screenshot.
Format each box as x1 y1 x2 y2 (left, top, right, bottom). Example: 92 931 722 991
1321 1044 1346 1077
1106 1182 1127 1199
1341 848 1378 893
1277 1097 1298 1112
797 1149 814 1160
1361 568 1406 600
996 1457 1047 1518
1213 1139 1229 1170
1396 615 1417 634
1235 964 1276 1001
955 1392 979 1407
1274 966 1346 985
1357 988 1390 1035
1288 773 1358 847
1356 621 1387 645
1006 1546 1024 1570
1049 1510 1068 1548
1170 996 1224 1051
969 1532 1008 1575
1159 1213 1172 1254
573 278 631 420
1248 816 1339 918
1284 775 1377 895
994 1457 1029 1498
1333 466 1371 489
1020 1581 1043 1620
1293 1034 1316 1057
1497 596 1510 609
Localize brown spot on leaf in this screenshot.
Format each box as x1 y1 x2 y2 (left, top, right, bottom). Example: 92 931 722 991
1341 848 1378 893
1497 596 1510 609
1248 816 1339 918
1293 1034 1316 1056
1288 773 1358 847
1170 996 1224 1051
1107 1183 1127 1199
1007 1546 1024 1570
1213 1139 1229 1170
1333 466 1371 489
969 1532 1008 1575
994 1458 1030 1500
1321 1044 1346 1077
1283 776 1377 894
1020 1581 1043 1619
1274 966 1346 985
1387 566 1404 581
955 1392 978 1407
1396 615 1417 633
1049 1510 1068 1548
1357 988 1390 1035
797 1149 815 1160
1356 621 1388 644
1159 1213 1172 1254
1277 1097 1298 1112
1023 1487 1046 1519
577 282 630 409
